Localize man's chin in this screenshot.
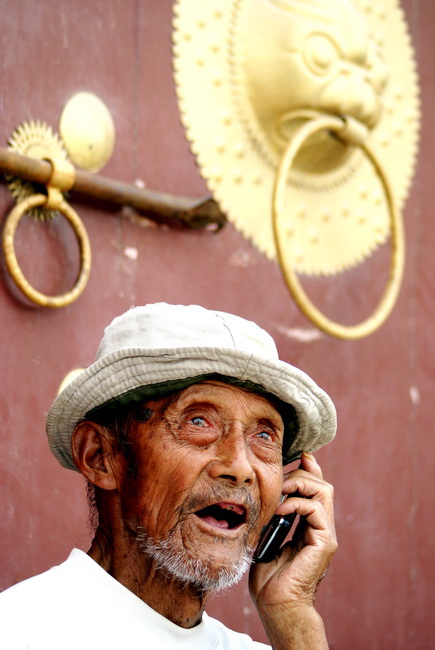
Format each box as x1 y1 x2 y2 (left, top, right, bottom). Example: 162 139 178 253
136 529 253 592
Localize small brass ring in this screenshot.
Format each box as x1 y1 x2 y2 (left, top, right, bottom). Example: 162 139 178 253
45 156 76 193
272 114 405 340
2 193 91 308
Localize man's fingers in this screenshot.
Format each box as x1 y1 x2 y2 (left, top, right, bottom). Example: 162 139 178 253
299 451 323 478
280 478 334 518
281 454 334 522
277 496 329 532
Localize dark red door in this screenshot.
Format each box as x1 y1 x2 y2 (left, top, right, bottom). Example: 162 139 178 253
0 1 433 648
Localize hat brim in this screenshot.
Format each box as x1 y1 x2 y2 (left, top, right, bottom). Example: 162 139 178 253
46 346 336 470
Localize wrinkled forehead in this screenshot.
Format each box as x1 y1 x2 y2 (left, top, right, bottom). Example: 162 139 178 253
164 379 284 421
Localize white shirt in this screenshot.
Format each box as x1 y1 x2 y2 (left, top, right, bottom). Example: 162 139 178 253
0 549 270 649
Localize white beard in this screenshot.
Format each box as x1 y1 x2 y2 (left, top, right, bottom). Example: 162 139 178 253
136 529 253 592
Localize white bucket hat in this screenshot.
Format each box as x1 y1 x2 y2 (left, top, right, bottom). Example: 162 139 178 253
46 303 336 470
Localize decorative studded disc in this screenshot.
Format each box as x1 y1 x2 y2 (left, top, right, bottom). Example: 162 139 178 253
172 0 420 275
7 121 69 220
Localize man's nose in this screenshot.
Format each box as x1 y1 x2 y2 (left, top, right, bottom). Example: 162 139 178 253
207 427 255 486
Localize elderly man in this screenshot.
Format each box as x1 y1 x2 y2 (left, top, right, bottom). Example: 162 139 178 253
0 303 337 649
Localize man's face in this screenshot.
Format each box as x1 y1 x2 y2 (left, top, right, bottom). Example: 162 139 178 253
114 380 285 589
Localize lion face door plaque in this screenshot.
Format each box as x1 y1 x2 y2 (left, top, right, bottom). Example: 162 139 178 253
172 0 420 338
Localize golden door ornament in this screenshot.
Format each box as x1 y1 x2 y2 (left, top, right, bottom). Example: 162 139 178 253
1 111 225 308
2 156 92 309
7 121 70 221
172 0 420 338
272 113 404 340
59 92 116 173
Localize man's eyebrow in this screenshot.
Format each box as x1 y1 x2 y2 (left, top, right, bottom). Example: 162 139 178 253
258 413 284 424
176 399 220 415
255 414 285 433
133 405 154 422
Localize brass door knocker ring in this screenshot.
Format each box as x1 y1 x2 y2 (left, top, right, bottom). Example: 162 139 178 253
2 190 91 308
272 113 405 341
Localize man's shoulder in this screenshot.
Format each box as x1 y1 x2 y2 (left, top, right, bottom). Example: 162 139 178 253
0 549 103 649
0 552 272 650
0 549 88 609
204 613 271 650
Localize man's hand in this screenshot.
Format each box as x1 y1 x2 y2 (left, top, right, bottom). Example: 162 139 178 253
249 452 337 649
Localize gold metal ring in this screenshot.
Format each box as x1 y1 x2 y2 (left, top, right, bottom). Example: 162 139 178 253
272 114 405 340
2 193 91 308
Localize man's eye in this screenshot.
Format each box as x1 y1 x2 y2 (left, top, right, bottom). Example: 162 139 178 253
256 430 272 442
190 416 206 427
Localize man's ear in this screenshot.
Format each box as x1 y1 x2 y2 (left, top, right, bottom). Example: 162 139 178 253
71 421 121 490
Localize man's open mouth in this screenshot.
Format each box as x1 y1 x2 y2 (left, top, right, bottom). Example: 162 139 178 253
195 502 247 530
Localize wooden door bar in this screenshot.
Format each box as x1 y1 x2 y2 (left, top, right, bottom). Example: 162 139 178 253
0 148 226 230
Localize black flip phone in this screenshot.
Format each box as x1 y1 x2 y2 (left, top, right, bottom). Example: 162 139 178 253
254 511 297 563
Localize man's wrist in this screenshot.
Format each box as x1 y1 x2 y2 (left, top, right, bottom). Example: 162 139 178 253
258 603 329 650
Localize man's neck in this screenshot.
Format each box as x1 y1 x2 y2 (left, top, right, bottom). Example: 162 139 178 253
87 529 208 628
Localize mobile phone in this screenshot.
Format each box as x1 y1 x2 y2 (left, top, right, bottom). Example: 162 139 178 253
254 511 297 563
